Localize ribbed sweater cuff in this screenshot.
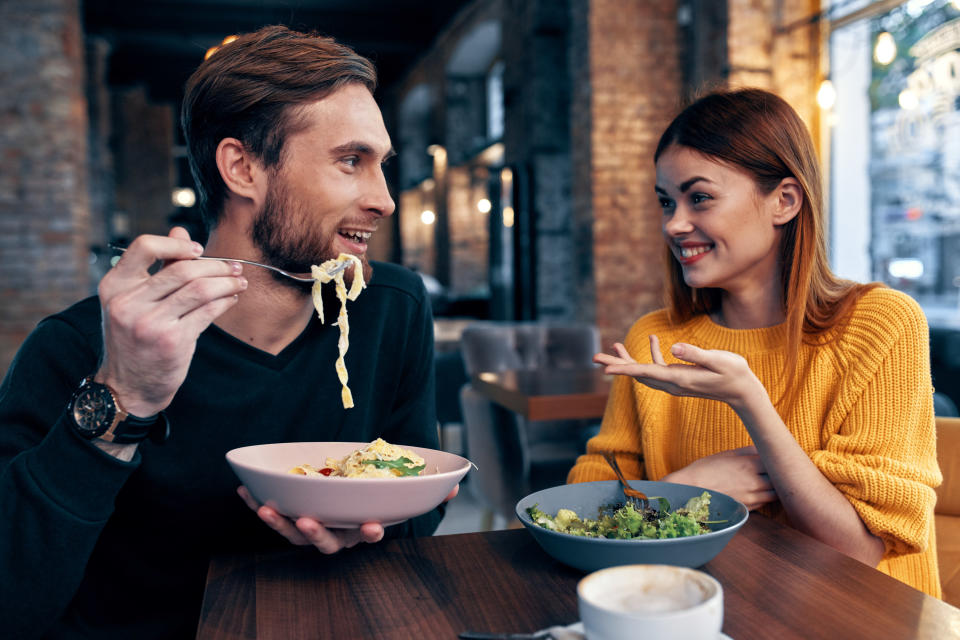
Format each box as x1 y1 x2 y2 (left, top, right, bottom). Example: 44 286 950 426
24 413 140 522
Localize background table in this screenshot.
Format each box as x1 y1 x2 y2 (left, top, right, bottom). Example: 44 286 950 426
197 515 960 639
470 368 611 421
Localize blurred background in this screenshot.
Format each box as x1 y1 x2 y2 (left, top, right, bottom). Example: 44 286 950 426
1 0 959 401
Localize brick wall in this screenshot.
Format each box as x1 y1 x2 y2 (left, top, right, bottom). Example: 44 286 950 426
728 0 820 133
112 86 175 240
584 0 682 349
0 0 90 376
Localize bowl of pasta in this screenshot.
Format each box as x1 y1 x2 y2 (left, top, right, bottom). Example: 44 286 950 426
226 439 472 528
516 480 749 573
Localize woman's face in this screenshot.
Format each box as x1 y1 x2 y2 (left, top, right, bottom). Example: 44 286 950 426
655 144 788 298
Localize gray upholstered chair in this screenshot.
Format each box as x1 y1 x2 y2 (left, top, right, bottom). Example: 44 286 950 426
458 322 601 527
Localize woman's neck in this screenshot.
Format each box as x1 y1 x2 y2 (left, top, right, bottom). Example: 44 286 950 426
714 285 785 329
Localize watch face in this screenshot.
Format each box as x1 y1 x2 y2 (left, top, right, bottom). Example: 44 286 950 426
72 385 117 438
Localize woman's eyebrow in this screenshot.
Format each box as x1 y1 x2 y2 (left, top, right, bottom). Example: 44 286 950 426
679 176 712 192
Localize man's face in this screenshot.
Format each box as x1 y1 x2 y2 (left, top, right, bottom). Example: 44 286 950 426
252 83 395 288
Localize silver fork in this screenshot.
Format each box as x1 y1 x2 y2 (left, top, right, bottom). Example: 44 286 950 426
602 452 649 511
108 245 350 282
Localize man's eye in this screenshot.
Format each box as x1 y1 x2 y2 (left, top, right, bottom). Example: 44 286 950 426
342 156 360 168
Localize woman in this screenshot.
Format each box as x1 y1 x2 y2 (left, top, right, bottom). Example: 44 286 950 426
569 88 942 597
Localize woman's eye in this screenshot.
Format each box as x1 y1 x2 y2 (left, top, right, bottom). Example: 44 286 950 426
659 197 674 209
691 193 711 205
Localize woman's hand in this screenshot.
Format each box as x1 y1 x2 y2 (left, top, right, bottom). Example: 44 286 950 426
593 336 766 412
662 446 777 511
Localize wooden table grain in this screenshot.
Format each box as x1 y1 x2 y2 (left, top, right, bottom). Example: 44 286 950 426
470 368 612 421
197 515 960 639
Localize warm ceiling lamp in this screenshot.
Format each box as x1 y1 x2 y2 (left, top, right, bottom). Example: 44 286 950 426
898 89 919 110
874 32 896 65
477 198 492 213
420 210 436 225
816 80 836 110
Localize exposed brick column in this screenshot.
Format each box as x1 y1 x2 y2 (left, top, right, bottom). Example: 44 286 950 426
0 0 91 376
727 0 820 133
584 0 682 348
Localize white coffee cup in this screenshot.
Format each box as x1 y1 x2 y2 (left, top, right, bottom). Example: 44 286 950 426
577 564 723 640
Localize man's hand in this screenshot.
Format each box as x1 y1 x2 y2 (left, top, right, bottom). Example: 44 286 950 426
237 486 384 553
95 227 247 416
662 446 776 511
237 484 460 554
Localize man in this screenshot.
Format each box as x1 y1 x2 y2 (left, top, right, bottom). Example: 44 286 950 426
0 26 450 638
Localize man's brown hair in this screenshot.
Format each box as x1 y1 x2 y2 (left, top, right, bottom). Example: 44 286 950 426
181 25 377 231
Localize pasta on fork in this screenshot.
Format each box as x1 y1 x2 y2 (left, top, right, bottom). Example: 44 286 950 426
310 253 365 408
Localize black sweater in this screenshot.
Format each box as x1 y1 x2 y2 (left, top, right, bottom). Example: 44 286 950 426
0 262 442 639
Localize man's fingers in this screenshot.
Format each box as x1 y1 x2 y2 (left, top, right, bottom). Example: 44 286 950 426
177 293 243 336
359 522 385 543
111 233 203 275
444 484 460 502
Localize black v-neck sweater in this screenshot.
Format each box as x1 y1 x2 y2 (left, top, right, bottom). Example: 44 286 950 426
0 261 442 639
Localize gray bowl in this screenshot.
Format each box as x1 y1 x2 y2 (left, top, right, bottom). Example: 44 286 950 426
515 480 749 573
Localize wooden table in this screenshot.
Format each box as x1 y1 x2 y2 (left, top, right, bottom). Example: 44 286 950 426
470 368 611 421
197 515 960 639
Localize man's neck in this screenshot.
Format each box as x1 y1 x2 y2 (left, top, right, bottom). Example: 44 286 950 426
204 229 315 355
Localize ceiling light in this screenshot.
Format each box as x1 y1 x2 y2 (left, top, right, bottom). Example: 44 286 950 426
421 210 436 225
816 80 836 110
898 89 919 110
874 32 896 65
477 198 491 213
171 187 197 208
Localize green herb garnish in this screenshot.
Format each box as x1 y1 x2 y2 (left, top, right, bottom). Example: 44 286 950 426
365 457 425 477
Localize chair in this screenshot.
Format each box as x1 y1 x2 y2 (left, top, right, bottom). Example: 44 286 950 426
936 416 960 607
458 322 601 527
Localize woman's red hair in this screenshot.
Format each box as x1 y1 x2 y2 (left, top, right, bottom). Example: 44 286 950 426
654 88 880 409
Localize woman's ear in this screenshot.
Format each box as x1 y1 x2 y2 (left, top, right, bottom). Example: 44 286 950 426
215 138 266 205
772 177 803 225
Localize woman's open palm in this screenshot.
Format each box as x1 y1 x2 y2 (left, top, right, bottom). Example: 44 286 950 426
594 335 760 409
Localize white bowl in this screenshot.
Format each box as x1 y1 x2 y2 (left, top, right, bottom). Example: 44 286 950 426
578 564 723 640
226 441 472 528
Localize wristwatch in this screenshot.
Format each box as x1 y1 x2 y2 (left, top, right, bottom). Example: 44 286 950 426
68 376 169 444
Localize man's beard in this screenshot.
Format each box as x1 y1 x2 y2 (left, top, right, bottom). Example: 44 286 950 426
251 177 371 292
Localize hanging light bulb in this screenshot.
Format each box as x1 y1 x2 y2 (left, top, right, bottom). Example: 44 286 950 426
874 32 897 65
817 80 836 110
898 89 919 110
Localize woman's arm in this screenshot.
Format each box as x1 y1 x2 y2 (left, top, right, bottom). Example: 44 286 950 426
597 337 885 566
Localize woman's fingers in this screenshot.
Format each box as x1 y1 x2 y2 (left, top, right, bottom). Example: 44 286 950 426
649 335 666 365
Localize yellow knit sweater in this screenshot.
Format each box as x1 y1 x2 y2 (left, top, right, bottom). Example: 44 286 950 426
569 287 942 597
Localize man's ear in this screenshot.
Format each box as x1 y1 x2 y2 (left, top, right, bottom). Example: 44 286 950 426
215 137 267 205
772 177 803 226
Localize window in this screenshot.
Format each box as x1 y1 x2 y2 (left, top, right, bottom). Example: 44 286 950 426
830 0 960 326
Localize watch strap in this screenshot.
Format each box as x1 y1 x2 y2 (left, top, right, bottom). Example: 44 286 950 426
101 410 171 444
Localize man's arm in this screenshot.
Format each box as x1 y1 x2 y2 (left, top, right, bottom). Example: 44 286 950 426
0 313 139 637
